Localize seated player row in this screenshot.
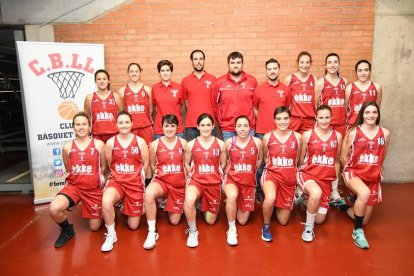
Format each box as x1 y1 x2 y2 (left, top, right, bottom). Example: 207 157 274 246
50 101 389 252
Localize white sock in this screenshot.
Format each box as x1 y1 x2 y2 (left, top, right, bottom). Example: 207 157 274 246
188 221 197 231
147 220 156 232
228 220 236 231
332 178 339 191
305 211 316 227
105 223 115 235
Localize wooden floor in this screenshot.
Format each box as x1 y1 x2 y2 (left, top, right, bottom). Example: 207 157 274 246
0 183 413 276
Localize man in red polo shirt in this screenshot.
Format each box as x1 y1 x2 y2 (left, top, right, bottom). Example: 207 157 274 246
253 58 291 202
152 60 185 139
181 50 217 141
211 51 258 141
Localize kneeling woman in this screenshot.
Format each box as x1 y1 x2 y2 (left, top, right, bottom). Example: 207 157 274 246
49 112 107 248
297 105 342 242
223 115 263 246
143 114 187 250
341 101 389 249
101 111 149 252
183 113 227 248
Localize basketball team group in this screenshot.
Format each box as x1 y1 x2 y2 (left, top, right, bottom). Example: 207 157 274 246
49 50 388 252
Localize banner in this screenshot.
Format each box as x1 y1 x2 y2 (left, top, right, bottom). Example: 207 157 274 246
16 42 104 204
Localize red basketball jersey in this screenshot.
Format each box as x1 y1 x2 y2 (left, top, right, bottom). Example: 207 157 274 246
123 85 152 129
153 137 186 187
109 135 144 191
299 129 339 182
319 77 346 125
224 136 259 187
288 74 316 118
343 126 386 182
264 130 299 185
90 91 118 136
66 138 102 189
346 81 379 125
189 138 222 185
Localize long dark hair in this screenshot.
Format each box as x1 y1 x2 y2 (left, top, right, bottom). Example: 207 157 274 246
355 101 380 126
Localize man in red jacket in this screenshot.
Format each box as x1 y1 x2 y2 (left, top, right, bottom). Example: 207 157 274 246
211 51 258 141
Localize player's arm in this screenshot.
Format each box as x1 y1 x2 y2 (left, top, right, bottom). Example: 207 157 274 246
114 92 124 112
218 139 227 170
297 130 310 167
283 75 292 86
314 77 324 110
84 94 92 120
118 86 125 100
334 131 343 178
62 142 71 173
345 84 352 113
373 82 382 108
340 129 355 166
184 140 194 174
255 137 264 170
138 137 149 175
104 137 115 167
295 132 303 166
261 133 270 165
149 139 158 173
211 81 220 121
144 86 153 120
95 139 108 176
383 128 391 159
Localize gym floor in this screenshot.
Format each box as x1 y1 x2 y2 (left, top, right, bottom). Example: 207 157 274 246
0 183 412 275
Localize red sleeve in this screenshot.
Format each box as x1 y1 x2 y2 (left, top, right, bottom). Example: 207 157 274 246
181 78 189 101
211 80 220 120
286 86 292 107
151 84 156 105
253 87 259 108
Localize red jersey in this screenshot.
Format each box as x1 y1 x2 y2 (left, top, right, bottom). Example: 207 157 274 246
181 72 216 128
66 138 102 189
319 77 346 125
264 130 299 185
212 72 258 131
346 81 379 125
152 81 184 135
189 138 222 185
224 136 259 187
123 85 152 129
90 91 118 136
343 126 386 182
299 129 339 182
253 81 291 134
288 74 316 118
153 137 186 187
109 135 144 192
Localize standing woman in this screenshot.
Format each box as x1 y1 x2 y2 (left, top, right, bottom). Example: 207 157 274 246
118 63 153 145
143 114 187 250
284 51 317 134
341 101 390 249
261 106 302 242
296 105 342 242
84 69 123 143
345 60 382 129
49 112 106 248
223 115 263 246
101 111 149 252
314 53 348 207
183 113 227 248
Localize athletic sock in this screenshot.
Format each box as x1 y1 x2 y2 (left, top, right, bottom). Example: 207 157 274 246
228 221 236 232
188 221 197 231
58 219 70 229
305 211 317 227
354 215 364 230
147 220 156 232
105 223 115 235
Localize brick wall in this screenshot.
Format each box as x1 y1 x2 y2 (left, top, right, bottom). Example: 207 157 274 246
54 0 375 89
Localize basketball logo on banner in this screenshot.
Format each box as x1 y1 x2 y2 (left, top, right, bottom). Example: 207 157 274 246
47 71 85 119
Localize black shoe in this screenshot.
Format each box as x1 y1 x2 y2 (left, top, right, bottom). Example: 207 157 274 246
255 190 264 203
54 224 75 248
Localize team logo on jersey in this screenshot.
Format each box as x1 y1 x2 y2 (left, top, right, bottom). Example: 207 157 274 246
368 140 375 150
169 152 175 160
205 80 212 88
194 147 202 152
361 92 367 100
277 90 285 97
240 150 246 159
91 204 102 217
78 151 85 161
280 144 287 153
101 101 107 108
358 137 367 142
311 139 320 144
170 89 178 97
122 149 129 158
241 83 246 89
133 94 139 101
203 152 210 159
334 87 339 94
301 83 307 91
321 143 328 152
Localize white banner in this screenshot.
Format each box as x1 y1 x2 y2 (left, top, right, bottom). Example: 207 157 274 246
16 42 104 204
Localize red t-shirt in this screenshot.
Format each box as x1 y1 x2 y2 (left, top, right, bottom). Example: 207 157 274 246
189 138 222 185
181 71 216 128
123 84 152 129
66 138 102 189
346 81 379 125
288 74 316 118
319 77 346 126
90 91 118 136
253 80 291 134
152 81 184 135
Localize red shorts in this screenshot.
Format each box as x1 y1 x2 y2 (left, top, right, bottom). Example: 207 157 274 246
152 179 185 213
132 125 153 145
342 171 382 206
59 184 103 219
187 179 221 214
93 133 115 143
297 171 332 209
289 116 314 134
262 170 295 210
106 180 144 217
224 179 255 212
331 124 346 138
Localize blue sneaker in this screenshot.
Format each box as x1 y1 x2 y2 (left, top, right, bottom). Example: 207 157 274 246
261 224 273 242
352 228 369 249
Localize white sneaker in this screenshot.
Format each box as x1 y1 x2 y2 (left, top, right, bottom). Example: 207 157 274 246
143 230 159 250
330 189 343 202
226 228 238 246
186 229 199 248
301 224 315 242
101 232 117 252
